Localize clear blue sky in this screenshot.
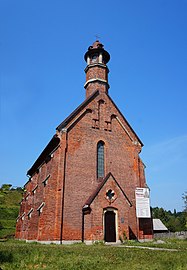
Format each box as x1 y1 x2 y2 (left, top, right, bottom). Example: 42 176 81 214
1 0 187 212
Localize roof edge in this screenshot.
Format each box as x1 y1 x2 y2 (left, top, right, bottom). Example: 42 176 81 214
106 93 144 146
84 172 132 207
27 135 60 177
56 90 99 131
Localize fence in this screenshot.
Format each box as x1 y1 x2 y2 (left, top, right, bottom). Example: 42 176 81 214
154 231 187 239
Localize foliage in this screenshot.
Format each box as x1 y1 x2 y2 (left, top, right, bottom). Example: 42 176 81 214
152 207 186 232
182 191 187 229
0 239 186 270
0 184 23 239
182 191 187 212
0 184 12 191
0 221 3 230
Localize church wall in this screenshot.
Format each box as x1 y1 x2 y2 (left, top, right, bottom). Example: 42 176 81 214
16 93 152 242
62 110 97 240
15 136 66 241
61 94 145 241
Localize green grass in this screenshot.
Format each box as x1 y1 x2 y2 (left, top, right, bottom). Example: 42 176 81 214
0 188 23 239
0 239 187 270
0 228 15 239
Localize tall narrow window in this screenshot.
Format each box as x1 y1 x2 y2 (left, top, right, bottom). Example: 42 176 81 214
97 141 105 178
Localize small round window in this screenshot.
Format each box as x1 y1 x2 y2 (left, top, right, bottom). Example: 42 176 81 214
106 189 115 201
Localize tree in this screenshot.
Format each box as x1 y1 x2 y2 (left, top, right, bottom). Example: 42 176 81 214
0 184 12 191
182 191 187 230
152 207 186 232
182 191 187 212
16 187 24 192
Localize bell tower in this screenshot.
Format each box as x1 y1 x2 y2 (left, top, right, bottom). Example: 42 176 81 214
84 40 110 98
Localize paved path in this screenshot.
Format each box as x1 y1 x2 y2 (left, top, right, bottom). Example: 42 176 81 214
105 243 178 251
123 245 178 252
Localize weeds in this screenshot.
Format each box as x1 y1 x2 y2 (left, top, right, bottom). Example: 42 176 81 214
0 239 186 270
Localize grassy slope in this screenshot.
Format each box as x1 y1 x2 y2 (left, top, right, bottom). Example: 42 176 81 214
0 189 23 238
0 240 187 270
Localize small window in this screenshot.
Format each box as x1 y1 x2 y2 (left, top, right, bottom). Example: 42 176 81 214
27 208 33 220
21 213 25 221
97 141 105 178
25 193 30 201
19 199 23 205
37 202 45 216
106 189 115 200
42 174 50 187
32 185 38 195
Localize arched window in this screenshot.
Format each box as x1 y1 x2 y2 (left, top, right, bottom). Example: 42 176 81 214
97 141 105 178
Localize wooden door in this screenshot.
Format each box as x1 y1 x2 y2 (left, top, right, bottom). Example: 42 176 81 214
104 211 116 242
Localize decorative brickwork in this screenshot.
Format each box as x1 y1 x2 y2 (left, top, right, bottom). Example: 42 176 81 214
15 41 153 243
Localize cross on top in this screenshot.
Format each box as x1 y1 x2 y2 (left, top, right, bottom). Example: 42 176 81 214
95 34 101 40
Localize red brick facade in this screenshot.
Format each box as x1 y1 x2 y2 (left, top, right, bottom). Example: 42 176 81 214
15 41 153 243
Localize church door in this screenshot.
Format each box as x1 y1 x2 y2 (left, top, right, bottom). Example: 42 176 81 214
104 211 116 242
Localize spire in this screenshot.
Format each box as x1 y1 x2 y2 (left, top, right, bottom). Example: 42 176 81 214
84 40 110 99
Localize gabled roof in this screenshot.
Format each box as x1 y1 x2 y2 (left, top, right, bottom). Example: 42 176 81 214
27 135 60 177
84 172 132 207
27 91 99 177
106 93 143 146
27 90 143 177
57 90 143 146
56 90 99 131
153 219 168 231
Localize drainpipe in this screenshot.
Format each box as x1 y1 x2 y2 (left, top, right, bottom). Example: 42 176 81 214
60 129 68 244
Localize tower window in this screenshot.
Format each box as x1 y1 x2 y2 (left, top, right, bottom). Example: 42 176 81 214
92 54 98 63
97 141 105 178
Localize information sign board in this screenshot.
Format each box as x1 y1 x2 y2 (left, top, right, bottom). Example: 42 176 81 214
135 188 151 218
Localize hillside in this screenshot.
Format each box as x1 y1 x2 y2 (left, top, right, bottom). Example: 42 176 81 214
0 184 23 239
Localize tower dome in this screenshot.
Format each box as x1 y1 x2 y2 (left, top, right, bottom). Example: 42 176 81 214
84 40 110 64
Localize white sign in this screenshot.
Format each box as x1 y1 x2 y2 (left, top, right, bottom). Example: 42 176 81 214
135 188 151 218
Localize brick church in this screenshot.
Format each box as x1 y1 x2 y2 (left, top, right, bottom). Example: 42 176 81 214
16 41 153 243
